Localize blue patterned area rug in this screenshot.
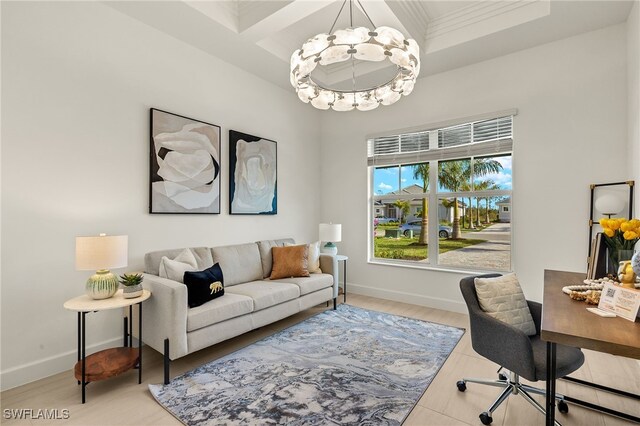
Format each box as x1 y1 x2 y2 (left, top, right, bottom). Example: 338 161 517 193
149 304 464 425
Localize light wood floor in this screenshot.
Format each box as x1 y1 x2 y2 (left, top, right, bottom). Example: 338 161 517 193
2 294 639 425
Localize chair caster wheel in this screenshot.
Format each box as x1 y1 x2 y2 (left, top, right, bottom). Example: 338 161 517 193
456 381 466 392
479 412 493 425
558 400 569 414
498 373 507 381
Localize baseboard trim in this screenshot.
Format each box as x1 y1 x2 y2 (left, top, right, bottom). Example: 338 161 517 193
0 337 123 392
347 283 466 314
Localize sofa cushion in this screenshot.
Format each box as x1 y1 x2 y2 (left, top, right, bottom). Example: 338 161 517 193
187 293 254 332
225 281 300 311
145 247 212 276
212 243 263 286
474 273 537 336
257 238 295 278
270 245 310 280
159 249 198 283
183 263 225 308
286 241 321 273
273 274 332 296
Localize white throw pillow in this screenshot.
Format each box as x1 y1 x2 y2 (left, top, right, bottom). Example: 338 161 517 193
159 249 198 283
307 241 322 274
285 241 322 273
474 273 537 336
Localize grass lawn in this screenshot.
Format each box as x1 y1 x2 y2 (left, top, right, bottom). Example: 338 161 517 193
374 236 485 260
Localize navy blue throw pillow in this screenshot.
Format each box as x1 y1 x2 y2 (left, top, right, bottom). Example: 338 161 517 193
183 263 224 308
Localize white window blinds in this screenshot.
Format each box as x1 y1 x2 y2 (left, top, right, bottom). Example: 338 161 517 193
368 115 513 167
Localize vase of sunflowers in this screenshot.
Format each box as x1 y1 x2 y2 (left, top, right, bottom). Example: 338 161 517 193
599 218 640 284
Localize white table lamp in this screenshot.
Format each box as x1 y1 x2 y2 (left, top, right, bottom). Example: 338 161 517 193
76 234 128 300
319 223 341 255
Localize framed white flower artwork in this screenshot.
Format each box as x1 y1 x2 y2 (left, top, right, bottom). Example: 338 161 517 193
150 109 221 214
229 130 277 215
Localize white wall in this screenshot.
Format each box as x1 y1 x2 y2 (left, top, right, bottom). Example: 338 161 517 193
629 1 640 216
0 2 321 390
320 24 629 311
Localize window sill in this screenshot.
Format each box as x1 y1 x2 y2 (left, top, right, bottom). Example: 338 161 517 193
367 258 510 276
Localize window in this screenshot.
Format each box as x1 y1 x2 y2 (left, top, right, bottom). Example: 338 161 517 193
369 114 513 271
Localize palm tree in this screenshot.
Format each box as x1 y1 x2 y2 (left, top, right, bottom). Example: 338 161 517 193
473 179 496 227
439 159 502 239
483 182 500 224
392 200 410 224
438 160 467 238
412 164 429 244
460 181 474 229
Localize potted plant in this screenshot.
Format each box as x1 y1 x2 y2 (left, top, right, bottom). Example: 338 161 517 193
119 272 144 298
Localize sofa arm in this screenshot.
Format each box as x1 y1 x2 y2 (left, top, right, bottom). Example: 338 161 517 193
142 274 189 360
319 254 339 299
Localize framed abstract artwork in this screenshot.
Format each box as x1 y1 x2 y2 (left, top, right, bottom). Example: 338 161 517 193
150 109 221 214
229 130 277 215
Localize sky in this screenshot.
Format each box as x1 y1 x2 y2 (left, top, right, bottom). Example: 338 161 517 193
373 155 512 195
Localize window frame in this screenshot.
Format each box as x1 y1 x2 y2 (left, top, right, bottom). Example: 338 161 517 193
368 112 515 273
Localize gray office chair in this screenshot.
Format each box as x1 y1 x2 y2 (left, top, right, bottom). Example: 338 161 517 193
457 274 585 425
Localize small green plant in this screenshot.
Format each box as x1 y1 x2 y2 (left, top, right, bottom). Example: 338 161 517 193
119 272 143 287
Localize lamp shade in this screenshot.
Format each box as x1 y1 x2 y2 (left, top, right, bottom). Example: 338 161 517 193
319 223 342 242
595 194 624 216
76 234 128 271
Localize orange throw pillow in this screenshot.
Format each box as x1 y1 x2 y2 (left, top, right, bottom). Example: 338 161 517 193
270 245 310 279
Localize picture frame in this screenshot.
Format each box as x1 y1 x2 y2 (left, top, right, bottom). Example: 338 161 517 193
229 130 277 215
150 109 221 214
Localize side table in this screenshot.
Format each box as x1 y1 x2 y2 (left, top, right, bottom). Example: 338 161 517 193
63 289 151 403
336 255 348 303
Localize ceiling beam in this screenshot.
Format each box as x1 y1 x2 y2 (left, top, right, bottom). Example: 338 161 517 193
185 1 238 33
240 0 335 42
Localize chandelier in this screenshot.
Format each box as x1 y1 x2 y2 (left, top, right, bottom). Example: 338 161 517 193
290 0 420 112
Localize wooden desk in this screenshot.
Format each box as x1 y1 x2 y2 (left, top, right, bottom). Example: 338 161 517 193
541 270 640 426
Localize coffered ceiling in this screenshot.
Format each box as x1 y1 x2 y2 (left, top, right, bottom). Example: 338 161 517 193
108 1 634 91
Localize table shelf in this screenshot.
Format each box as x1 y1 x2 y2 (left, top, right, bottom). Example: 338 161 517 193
74 347 139 382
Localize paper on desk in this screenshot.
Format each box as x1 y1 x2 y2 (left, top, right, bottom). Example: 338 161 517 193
598 282 640 322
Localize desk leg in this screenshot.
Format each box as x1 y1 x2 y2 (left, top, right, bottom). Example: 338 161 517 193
545 341 557 426
81 312 86 404
138 302 142 384
343 260 347 303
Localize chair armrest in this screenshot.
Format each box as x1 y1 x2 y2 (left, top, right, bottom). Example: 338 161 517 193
142 274 188 360
319 254 339 299
469 308 537 381
527 300 542 335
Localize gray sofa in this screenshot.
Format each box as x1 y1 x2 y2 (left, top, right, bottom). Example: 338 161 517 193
142 238 338 383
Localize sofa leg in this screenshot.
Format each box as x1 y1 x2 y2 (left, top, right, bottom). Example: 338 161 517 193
164 338 170 385
333 298 337 310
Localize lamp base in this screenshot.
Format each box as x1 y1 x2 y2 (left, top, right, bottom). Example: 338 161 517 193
86 270 118 299
321 242 338 256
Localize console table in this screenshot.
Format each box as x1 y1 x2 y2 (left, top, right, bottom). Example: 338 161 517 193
64 289 151 403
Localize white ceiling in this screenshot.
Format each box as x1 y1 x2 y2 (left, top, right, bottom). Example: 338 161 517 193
107 0 634 91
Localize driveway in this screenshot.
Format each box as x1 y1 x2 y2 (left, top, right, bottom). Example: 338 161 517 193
461 222 511 241
441 223 511 270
